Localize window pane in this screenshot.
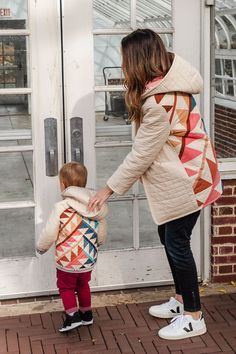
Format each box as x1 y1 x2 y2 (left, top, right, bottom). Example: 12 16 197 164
215 59 221 75
95 92 131 143
96 146 132 194
100 201 133 250
221 15 236 46
215 20 228 49
93 0 131 29
214 2 236 158
0 208 34 258
215 77 223 94
223 59 232 77
137 0 172 25
136 0 172 48
139 199 161 248
225 79 234 95
0 1 28 29
0 69 3 88
0 94 32 145
215 103 236 158
0 151 33 202
0 36 28 88
94 35 124 86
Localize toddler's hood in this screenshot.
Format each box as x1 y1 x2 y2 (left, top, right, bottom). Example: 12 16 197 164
142 54 203 99
61 186 108 220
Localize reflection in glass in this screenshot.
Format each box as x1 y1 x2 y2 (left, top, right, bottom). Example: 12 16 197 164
0 36 28 88
215 78 223 94
96 146 131 191
100 201 133 250
93 0 172 33
214 1 236 158
139 199 161 248
136 0 172 48
93 0 131 29
94 35 124 86
0 0 28 29
0 208 34 258
95 91 130 143
0 94 31 144
0 151 33 202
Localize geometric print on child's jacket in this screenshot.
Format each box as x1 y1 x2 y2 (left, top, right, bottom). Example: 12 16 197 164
55 208 98 273
155 92 222 208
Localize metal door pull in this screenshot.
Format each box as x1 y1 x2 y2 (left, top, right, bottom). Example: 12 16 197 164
49 149 55 158
70 117 84 163
44 118 58 176
75 148 81 161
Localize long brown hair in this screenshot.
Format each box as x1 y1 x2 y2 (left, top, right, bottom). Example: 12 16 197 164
121 29 174 123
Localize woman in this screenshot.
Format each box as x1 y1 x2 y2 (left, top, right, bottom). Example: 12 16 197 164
88 29 222 340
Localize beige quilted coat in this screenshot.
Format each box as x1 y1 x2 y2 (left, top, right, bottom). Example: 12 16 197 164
37 187 108 252
107 55 222 225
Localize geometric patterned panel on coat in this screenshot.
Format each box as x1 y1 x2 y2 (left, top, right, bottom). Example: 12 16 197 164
155 92 222 208
55 208 98 272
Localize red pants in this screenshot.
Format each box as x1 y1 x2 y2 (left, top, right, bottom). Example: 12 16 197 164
57 269 91 314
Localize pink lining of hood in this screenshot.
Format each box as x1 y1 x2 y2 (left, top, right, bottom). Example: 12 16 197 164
145 76 163 90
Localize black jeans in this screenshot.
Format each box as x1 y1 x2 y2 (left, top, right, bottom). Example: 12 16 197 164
158 210 201 312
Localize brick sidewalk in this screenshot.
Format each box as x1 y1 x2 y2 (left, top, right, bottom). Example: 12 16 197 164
0 294 236 353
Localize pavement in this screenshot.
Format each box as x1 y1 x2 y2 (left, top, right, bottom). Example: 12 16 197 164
0 285 236 353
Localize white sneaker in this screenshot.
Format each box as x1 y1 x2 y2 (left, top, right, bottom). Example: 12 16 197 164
158 313 207 340
149 297 184 319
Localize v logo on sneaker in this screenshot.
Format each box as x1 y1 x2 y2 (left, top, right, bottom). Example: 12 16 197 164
183 322 193 332
170 306 180 314
149 298 184 319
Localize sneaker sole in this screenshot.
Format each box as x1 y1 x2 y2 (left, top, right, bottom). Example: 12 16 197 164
158 326 207 340
82 319 94 326
59 322 82 333
149 308 182 319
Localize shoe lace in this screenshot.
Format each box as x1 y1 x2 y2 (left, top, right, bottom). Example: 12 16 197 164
159 297 176 309
169 315 187 329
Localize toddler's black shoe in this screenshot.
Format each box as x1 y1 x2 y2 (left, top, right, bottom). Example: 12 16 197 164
79 310 94 325
59 311 82 332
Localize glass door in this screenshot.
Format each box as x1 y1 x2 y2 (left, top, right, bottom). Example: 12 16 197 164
62 0 202 290
0 0 63 298
0 0 203 298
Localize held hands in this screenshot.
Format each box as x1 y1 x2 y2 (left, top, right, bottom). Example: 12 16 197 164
88 185 113 211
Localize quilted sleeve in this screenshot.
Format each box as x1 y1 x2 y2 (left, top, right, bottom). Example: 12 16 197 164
36 206 60 253
107 97 170 195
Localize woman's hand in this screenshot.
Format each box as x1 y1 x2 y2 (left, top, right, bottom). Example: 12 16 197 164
88 185 113 211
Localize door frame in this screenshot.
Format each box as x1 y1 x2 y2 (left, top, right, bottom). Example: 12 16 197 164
61 0 204 290
0 0 211 298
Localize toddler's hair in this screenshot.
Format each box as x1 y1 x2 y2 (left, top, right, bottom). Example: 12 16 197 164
59 162 87 188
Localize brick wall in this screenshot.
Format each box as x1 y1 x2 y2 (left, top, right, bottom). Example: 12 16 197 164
211 179 236 282
215 104 236 158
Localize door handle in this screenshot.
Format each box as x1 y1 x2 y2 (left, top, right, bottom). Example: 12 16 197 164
44 118 58 176
75 148 81 161
49 149 55 159
70 117 84 163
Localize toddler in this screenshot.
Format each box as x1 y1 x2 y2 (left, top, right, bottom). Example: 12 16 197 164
36 162 107 332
